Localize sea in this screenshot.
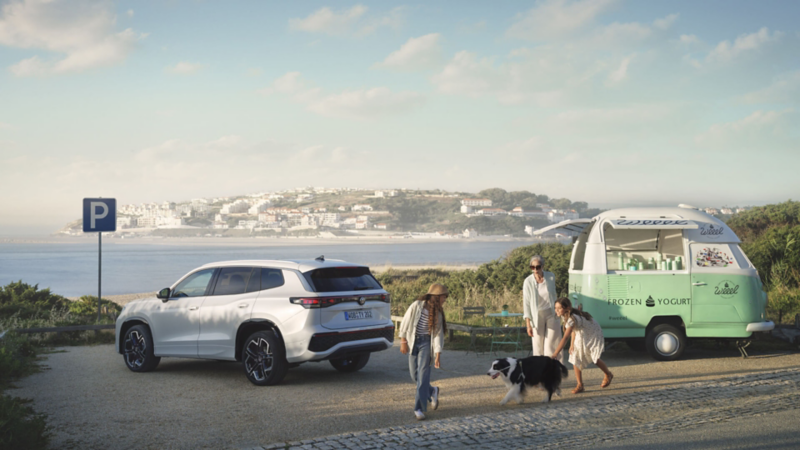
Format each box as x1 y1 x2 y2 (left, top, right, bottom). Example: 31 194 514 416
0 240 531 297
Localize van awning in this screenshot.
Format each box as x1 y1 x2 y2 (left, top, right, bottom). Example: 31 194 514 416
533 219 592 235
608 219 699 229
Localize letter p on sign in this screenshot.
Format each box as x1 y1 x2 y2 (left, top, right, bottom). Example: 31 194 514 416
83 198 116 232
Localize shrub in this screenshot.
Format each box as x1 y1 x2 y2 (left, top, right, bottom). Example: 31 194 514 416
0 282 69 320
0 395 49 450
68 296 122 318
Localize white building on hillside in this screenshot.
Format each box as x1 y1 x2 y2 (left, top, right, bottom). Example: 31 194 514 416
461 198 492 207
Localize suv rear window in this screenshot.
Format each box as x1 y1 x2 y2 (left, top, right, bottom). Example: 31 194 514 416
303 267 382 292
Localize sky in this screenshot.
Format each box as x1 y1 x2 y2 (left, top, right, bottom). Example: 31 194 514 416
0 0 798 235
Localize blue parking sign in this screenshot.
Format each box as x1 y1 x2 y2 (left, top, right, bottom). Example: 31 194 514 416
83 198 116 232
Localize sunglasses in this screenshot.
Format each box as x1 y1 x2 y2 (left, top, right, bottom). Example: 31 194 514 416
530 265 543 270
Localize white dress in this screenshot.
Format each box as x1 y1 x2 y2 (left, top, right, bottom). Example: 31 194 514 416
567 314 605 370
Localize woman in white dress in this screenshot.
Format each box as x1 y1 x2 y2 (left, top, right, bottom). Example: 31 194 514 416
522 255 563 363
551 297 614 394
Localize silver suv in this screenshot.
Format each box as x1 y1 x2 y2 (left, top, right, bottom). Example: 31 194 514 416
115 257 394 385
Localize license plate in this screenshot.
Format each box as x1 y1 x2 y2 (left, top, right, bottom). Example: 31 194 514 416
345 310 372 320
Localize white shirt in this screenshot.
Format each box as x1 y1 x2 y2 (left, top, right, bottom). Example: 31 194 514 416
536 279 551 311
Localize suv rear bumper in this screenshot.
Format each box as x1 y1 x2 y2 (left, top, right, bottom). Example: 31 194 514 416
286 325 395 363
308 326 395 352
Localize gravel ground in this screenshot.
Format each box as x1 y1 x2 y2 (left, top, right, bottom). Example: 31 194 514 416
11 343 800 450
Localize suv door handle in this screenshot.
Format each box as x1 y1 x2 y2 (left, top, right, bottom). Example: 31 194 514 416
238 303 249 308
692 282 707 286
188 306 199 311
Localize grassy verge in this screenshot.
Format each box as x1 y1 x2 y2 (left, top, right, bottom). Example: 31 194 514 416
0 282 123 449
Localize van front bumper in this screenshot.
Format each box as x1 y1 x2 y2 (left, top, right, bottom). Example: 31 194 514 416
746 321 775 333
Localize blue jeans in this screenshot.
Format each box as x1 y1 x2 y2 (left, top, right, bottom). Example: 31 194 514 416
409 334 435 412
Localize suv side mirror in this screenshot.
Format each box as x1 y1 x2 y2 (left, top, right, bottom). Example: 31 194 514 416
157 288 171 301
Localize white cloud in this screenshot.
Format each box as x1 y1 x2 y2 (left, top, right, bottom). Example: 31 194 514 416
246 68 263 77
261 72 423 120
506 0 618 40
375 33 443 70
653 13 678 31
289 5 403 37
126 9 134 18
606 54 634 84
165 61 205 75
0 0 146 76
695 109 794 150
741 71 800 104
706 27 783 63
679 34 699 44
431 51 504 97
308 87 424 120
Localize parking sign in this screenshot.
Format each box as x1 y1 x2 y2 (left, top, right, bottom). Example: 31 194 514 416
83 198 116 232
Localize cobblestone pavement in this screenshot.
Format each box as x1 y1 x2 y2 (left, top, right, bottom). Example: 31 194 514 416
249 368 800 450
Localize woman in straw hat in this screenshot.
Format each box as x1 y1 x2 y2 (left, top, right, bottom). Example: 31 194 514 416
398 283 448 421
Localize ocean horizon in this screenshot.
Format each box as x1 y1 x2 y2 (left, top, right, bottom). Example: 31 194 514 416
0 239 535 297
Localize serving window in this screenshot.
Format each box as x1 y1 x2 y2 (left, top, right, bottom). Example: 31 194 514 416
603 224 686 272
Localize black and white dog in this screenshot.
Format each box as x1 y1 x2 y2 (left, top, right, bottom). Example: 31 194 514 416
487 356 568 405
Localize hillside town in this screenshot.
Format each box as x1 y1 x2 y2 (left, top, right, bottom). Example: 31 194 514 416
58 187 751 239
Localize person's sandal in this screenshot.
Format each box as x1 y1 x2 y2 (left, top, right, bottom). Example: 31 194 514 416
571 386 585 394
601 374 613 388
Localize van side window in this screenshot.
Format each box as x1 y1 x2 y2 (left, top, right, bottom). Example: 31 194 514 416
604 224 686 272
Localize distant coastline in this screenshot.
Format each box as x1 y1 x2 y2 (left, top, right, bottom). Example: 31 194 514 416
1 234 537 247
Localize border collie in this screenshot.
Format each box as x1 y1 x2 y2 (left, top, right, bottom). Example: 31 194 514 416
487 356 568 405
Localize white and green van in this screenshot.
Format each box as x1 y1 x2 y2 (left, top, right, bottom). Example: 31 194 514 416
536 205 774 361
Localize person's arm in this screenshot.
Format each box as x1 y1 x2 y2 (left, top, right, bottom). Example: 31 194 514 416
399 303 416 354
432 317 444 368
522 278 534 337
551 323 573 359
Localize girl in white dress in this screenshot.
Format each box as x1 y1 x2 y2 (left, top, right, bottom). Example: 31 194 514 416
551 297 614 394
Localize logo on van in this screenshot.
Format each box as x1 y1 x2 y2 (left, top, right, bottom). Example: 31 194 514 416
614 219 690 226
646 296 655 307
714 281 739 299
699 224 724 239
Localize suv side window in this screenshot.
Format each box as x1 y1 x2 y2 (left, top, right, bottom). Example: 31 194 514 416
260 268 285 291
246 268 261 293
172 269 215 298
212 267 256 296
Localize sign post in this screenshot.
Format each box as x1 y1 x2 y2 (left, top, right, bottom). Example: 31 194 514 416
83 198 116 322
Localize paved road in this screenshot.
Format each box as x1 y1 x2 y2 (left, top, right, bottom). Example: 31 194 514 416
12 343 800 449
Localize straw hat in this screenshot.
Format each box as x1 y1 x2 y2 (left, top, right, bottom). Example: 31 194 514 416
417 283 449 300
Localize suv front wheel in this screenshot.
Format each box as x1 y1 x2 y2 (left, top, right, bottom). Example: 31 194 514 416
329 353 370 373
123 325 161 372
242 330 288 386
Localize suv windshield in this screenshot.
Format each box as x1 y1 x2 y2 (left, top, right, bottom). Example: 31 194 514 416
304 267 382 292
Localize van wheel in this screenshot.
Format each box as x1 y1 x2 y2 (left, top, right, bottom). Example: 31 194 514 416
330 353 370 373
646 324 686 361
241 331 287 386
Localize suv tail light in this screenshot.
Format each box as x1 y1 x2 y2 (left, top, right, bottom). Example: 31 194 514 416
290 293 390 309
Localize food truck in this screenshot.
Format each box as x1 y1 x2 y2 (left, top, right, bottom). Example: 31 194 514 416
536 205 774 360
